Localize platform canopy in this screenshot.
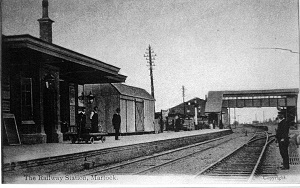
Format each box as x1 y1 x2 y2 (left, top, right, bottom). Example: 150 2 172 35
205 88 299 113
3 34 127 84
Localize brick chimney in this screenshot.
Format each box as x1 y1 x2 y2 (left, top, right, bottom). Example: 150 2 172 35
37 0 54 43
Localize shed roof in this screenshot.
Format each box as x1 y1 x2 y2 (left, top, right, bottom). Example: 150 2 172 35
112 83 155 101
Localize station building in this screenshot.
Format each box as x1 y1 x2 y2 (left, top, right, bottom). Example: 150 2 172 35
168 97 206 118
167 97 207 129
2 0 127 144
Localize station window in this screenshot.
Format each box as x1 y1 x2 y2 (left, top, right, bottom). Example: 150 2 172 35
21 78 33 120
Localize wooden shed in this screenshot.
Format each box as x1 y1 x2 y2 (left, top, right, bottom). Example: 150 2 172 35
85 83 155 134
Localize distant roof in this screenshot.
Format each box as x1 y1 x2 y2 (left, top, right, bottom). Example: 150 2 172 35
169 97 205 109
112 83 155 101
205 91 224 113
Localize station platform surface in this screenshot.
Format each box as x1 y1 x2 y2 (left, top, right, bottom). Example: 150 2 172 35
251 146 300 184
275 144 300 184
2 129 226 165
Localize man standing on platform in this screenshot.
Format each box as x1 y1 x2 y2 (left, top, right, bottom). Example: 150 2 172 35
276 112 290 170
77 107 86 135
90 106 99 133
112 108 121 140
174 114 181 132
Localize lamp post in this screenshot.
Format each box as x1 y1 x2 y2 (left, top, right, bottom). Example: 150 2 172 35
78 91 95 104
86 91 95 104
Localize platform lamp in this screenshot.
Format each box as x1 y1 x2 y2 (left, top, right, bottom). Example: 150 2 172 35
78 92 84 103
86 91 95 104
44 74 55 89
78 91 95 104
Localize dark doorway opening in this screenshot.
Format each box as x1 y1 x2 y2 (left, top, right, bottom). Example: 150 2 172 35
43 79 56 143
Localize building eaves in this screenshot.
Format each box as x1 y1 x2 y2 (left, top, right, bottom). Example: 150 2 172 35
3 34 123 76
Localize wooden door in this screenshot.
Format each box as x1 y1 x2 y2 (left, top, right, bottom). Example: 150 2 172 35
135 101 144 132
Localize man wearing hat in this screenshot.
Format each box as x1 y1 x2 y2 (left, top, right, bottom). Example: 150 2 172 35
112 108 121 140
90 106 99 133
77 107 86 136
276 112 290 170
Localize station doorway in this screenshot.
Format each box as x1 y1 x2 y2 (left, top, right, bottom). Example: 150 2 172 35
43 74 57 143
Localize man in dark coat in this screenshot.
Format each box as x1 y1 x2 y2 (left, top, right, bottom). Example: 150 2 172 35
77 107 86 135
112 108 121 140
90 106 98 133
159 116 164 133
276 112 290 170
174 114 181 132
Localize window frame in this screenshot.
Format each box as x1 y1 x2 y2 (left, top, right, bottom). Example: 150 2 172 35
21 77 33 120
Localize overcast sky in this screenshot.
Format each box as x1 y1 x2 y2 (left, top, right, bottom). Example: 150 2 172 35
2 0 299 122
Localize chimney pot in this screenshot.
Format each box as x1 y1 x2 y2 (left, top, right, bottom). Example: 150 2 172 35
42 0 49 18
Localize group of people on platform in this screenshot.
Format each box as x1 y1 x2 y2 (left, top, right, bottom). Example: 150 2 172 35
77 106 121 141
158 115 224 132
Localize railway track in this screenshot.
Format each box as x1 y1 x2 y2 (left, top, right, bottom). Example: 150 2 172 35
194 131 276 183
73 128 275 182
74 134 247 176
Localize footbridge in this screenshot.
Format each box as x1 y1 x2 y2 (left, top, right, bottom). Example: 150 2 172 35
205 88 299 127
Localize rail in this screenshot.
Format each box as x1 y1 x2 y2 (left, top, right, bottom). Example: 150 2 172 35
248 131 268 182
194 131 269 182
75 134 235 176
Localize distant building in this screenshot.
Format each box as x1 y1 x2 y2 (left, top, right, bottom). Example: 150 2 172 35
168 97 207 125
168 97 206 117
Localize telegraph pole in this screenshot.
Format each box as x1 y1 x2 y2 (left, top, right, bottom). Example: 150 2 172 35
144 45 156 98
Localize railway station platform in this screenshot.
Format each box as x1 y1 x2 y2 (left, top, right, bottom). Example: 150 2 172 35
2 129 232 177
252 146 300 184
273 130 300 184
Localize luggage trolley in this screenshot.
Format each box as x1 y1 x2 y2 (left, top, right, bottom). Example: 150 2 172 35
65 123 107 144
66 132 107 144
